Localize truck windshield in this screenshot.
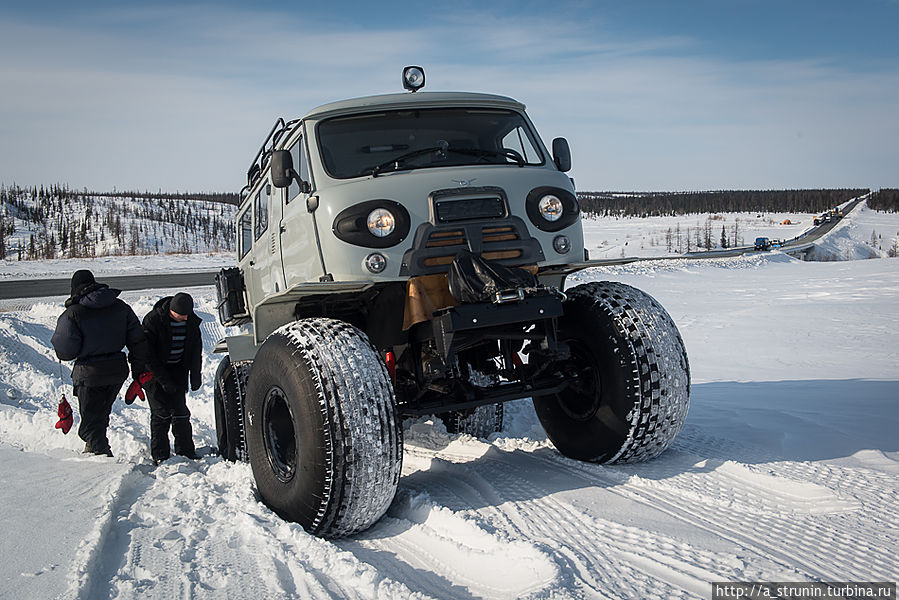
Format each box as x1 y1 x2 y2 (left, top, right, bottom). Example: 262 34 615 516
316 108 545 179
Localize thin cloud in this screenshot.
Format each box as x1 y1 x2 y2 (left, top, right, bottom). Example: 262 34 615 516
0 4 896 191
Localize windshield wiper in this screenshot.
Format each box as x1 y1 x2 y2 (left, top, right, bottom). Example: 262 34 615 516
367 143 526 177
369 144 449 177
447 147 525 166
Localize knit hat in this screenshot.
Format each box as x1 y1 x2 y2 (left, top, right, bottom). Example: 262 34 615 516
170 292 194 315
71 269 95 295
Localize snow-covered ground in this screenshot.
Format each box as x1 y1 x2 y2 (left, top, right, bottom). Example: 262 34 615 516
0 204 897 599
582 197 899 260
582 211 815 258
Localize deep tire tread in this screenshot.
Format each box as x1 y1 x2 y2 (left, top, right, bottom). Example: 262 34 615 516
566 281 690 463
255 318 402 537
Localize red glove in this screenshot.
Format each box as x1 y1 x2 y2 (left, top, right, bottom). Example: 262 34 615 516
55 396 73 434
125 372 154 405
125 380 144 404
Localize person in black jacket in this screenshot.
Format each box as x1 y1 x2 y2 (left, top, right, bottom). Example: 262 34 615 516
140 292 202 464
51 269 149 456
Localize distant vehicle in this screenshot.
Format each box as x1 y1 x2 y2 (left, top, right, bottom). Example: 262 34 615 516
754 237 772 251
815 208 843 226
782 219 792 225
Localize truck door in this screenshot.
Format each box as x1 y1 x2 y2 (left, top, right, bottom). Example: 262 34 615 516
236 202 260 306
280 133 319 288
252 180 287 295
267 180 287 294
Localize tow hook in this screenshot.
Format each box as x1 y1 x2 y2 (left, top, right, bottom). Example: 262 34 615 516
494 289 526 304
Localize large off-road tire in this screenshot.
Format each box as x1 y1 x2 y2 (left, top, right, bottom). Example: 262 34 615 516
214 355 249 462
534 281 690 463
245 318 402 538
442 403 504 437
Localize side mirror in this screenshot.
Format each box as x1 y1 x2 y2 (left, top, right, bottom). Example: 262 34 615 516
552 137 571 172
270 150 294 188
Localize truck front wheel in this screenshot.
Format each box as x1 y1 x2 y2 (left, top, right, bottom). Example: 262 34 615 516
245 318 402 537
534 281 690 463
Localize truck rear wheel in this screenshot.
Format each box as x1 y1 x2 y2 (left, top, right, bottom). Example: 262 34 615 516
245 318 402 537
534 281 690 463
214 355 249 462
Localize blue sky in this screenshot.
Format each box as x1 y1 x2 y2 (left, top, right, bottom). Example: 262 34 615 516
1 0 897 192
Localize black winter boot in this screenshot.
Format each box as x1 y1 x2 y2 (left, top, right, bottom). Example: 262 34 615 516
83 442 113 457
172 415 197 459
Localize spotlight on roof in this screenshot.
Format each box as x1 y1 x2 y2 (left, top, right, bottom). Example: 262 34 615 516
402 66 425 92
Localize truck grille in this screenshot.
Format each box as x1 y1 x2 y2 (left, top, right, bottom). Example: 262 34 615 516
401 217 544 276
434 196 506 222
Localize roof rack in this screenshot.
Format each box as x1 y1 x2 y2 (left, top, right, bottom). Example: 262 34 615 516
242 117 301 200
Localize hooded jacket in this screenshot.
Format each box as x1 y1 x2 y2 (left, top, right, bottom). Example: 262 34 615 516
51 282 149 387
141 296 203 392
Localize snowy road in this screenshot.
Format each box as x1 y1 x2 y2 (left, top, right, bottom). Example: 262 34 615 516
1 215 898 598
0 271 221 300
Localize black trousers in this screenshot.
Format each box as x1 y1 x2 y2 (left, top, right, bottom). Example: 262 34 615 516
74 383 122 455
146 385 195 461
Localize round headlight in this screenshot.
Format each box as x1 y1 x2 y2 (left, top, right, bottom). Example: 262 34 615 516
538 195 563 222
364 253 387 273
367 208 396 237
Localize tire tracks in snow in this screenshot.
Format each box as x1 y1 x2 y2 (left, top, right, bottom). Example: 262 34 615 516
530 441 897 584
341 443 745 599
67 464 155 600
344 434 896 599
453 448 750 598
667 427 898 581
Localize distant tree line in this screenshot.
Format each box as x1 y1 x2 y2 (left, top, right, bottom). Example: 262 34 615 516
0 184 238 206
576 189 869 217
867 189 899 212
0 184 235 261
81 189 239 206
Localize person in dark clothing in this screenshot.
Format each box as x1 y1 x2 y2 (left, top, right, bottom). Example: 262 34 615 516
51 269 149 456
140 292 203 464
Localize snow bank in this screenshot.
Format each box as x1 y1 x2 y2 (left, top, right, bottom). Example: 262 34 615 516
807 202 899 261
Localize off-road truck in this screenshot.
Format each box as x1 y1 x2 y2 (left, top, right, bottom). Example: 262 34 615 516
213 67 690 538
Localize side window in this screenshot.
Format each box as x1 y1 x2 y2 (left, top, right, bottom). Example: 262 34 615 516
254 183 270 240
501 126 541 164
238 208 252 259
287 136 310 203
